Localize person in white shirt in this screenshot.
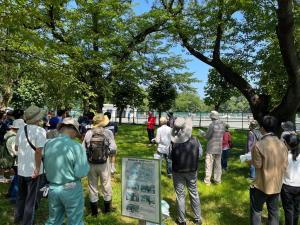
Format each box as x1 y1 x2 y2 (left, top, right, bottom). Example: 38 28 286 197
15 105 47 225
154 117 172 177
281 134 300 225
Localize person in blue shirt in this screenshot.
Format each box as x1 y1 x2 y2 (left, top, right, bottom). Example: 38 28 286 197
44 117 90 225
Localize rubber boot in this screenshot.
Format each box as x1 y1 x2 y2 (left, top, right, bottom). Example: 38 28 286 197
104 200 116 214
90 202 98 217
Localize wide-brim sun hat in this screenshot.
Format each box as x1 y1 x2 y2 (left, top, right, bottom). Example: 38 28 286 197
92 113 110 128
9 119 25 129
171 117 193 144
249 120 259 129
24 105 46 124
57 117 80 135
210 110 219 120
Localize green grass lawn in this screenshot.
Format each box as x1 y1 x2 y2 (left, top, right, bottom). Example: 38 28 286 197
0 124 293 225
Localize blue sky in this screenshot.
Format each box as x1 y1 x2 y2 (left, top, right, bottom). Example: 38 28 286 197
133 0 210 98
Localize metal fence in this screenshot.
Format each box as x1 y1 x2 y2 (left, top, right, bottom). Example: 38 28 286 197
70 110 300 131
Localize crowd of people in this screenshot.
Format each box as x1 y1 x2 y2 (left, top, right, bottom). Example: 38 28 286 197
0 106 299 225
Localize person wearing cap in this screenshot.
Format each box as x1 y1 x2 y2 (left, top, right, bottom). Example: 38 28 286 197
201 110 225 185
170 117 203 225
43 117 90 225
4 119 25 202
15 105 47 225
281 134 300 225
46 116 60 139
250 116 288 225
82 113 117 216
104 111 118 174
247 120 262 180
281 121 296 142
154 116 172 177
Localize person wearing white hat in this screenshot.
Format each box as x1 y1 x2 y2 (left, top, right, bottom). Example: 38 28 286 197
201 110 225 185
82 113 117 216
4 119 25 202
14 105 47 225
170 117 203 225
43 117 90 225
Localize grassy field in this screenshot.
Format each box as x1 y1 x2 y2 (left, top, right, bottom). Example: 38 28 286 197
0 124 292 225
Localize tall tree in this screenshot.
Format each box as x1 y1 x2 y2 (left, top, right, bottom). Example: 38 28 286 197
159 0 300 129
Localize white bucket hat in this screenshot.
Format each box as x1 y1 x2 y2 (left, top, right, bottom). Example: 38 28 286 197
24 105 46 124
210 111 219 120
171 117 193 144
9 119 25 129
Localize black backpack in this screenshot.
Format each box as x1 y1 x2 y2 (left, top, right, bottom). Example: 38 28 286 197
87 128 109 164
0 133 16 170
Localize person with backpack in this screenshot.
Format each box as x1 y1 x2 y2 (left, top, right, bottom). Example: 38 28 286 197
170 117 203 225
247 120 262 180
43 117 90 225
104 111 118 174
4 119 25 202
221 124 232 171
82 113 117 216
15 105 47 225
281 133 300 225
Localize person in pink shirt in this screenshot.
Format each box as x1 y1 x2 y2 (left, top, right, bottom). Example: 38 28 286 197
221 124 232 171
147 111 156 146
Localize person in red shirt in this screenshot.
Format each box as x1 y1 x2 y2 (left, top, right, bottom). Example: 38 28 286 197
221 124 232 171
147 111 156 146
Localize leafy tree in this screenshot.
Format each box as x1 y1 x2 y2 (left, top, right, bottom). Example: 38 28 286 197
219 96 250 113
159 0 300 130
148 73 177 121
174 92 212 113
204 69 238 111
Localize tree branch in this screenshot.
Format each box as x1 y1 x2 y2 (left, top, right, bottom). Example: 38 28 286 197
46 5 66 43
212 0 224 60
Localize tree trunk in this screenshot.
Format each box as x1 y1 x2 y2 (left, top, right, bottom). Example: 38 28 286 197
158 110 162 126
118 108 124 124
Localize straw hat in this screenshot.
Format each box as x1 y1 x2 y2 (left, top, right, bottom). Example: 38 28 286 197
171 117 193 144
57 117 80 135
24 105 46 124
9 119 25 129
92 113 110 128
210 111 219 120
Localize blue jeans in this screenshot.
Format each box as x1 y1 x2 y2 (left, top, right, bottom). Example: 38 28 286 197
8 166 18 201
250 165 256 179
221 149 229 170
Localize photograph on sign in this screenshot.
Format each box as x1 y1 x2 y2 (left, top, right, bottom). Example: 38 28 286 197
121 158 161 224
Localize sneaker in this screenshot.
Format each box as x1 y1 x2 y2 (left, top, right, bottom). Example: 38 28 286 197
195 219 202 225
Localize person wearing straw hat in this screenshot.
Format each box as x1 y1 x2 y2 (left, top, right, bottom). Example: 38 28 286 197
4 119 25 202
201 110 225 185
14 105 47 225
82 113 117 216
170 117 203 225
43 117 90 225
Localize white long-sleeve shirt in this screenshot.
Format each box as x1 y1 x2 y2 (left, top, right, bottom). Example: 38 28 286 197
155 125 172 155
283 153 300 187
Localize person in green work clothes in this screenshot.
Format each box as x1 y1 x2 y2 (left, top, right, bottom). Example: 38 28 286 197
43 117 90 225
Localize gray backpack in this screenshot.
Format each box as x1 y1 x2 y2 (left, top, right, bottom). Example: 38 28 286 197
87 128 109 164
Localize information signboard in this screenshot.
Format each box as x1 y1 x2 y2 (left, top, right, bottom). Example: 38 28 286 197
121 158 161 224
